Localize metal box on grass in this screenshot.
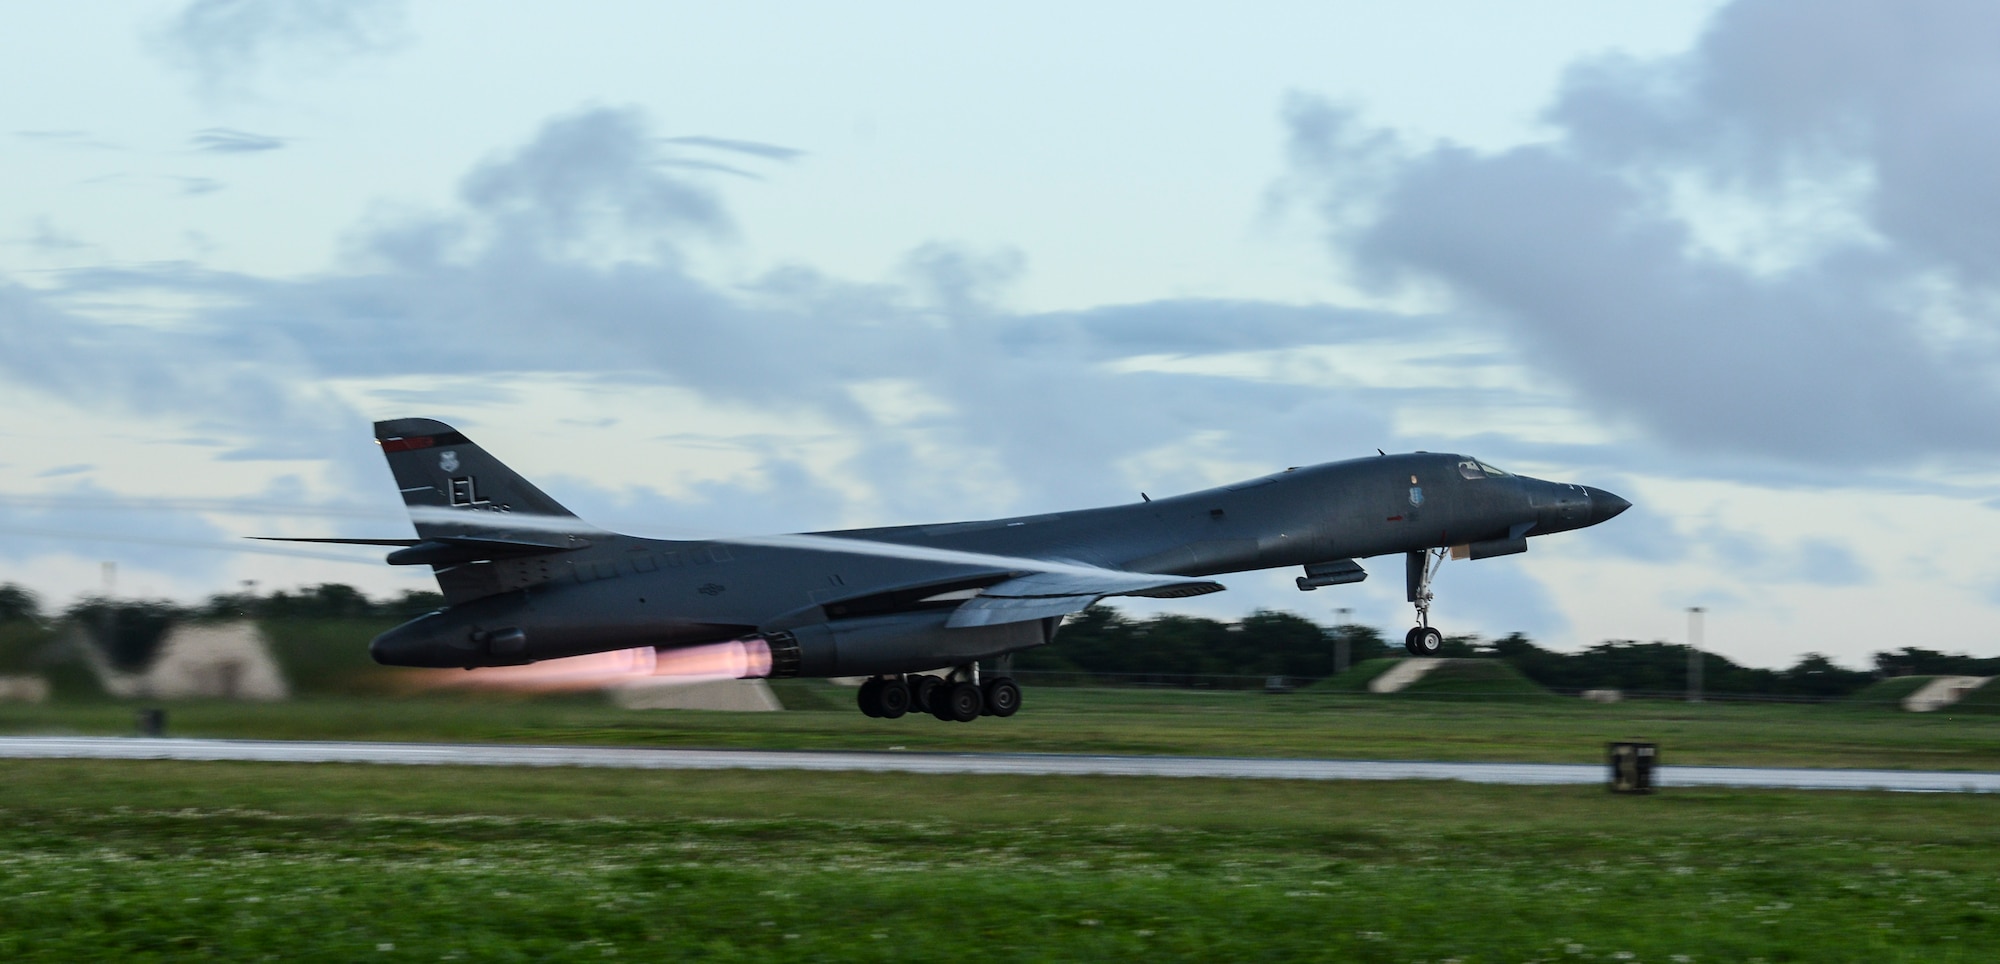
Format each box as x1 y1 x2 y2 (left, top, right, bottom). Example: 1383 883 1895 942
1608 741 1657 793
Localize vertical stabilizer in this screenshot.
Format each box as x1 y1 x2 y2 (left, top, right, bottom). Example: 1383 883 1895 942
374 418 592 539
373 419 608 610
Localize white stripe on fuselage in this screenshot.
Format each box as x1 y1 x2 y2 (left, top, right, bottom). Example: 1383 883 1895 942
402 506 1167 582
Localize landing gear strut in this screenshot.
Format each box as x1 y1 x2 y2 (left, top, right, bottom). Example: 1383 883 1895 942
1404 547 1446 657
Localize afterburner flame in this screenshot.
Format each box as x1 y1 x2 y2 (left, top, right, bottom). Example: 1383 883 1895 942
654 636 772 680
417 647 655 692
416 638 773 693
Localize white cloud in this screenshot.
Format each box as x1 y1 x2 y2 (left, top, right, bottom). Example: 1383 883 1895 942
152 0 409 100
3 3 1996 666
1280 0 2000 466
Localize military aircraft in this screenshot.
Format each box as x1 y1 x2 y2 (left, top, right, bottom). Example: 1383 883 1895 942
272 418 1629 722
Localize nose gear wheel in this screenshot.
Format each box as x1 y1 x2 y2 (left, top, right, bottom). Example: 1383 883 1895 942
1405 626 1443 656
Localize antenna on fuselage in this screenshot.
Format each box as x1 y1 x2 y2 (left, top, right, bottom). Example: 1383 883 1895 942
1377 448 1386 456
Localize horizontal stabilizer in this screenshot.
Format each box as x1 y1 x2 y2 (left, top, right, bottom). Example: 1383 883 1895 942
385 534 588 566
251 533 588 566
946 570 1223 628
251 537 419 547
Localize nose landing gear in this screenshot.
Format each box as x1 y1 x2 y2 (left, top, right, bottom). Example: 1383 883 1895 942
1404 547 1447 656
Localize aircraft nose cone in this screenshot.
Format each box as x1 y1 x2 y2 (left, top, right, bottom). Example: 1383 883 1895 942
1584 487 1631 525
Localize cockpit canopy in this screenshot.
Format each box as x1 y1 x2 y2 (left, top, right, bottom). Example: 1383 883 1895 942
1456 458 1511 481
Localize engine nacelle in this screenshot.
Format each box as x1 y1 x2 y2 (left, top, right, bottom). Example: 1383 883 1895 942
1450 536 1528 560
1296 558 1367 591
760 610 1052 678
367 592 732 668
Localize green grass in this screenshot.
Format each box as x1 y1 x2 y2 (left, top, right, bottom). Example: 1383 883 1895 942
1851 676 2000 716
1303 657 1550 699
0 622 55 674
9 686 2000 771
1303 657 1400 692
764 678 851 711
1 759 1997 960
1951 679 2000 715
259 617 407 695
0 617 410 699
1398 658 1553 699
0 622 95 698
1851 676 1938 705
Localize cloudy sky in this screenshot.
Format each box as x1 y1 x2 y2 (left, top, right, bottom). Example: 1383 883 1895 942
3 0 1996 668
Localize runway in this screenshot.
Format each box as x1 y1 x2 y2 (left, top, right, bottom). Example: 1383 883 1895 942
3 736 1998 792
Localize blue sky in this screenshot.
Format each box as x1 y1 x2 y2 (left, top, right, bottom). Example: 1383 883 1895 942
3 0 1996 668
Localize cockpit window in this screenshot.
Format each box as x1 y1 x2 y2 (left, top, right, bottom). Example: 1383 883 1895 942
1476 461 1511 478
1458 459 1513 480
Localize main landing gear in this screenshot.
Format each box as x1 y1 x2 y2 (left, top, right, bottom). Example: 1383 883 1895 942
1403 547 1446 657
857 663 1021 722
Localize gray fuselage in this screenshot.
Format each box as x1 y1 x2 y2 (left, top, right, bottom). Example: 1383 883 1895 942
370 451 1627 675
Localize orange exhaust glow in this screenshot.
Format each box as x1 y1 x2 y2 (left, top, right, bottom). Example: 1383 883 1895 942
415 638 773 693
653 637 772 680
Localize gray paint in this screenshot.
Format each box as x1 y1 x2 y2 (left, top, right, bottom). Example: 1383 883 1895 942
356 419 1629 678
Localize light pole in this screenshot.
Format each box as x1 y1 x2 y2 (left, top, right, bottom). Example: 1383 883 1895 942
1687 606 1706 704
1334 607 1352 675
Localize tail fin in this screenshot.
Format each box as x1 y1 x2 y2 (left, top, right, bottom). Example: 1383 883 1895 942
374 418 596 541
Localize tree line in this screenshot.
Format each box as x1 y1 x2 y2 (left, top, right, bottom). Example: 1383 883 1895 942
0 583 445 626
0 583 445 673
1017 605 1992 698
2 583 1992 697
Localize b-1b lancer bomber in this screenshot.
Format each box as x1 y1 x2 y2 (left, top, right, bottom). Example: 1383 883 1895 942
276 419 1629 722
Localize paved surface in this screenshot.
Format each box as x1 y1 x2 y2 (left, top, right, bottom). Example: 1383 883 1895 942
1904 675 1993 713
4 736 1998 792
1368 657 1443 693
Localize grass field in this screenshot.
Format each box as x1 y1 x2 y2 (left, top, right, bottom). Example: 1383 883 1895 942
1955 679 2000 712
1397 658 1555 699
1851 676 1930 703
1308 657 1553 700
7 685 2000 770
1307 657 1403 692
2 759 1998 961
7 685 2000 959
10 626 1998 957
